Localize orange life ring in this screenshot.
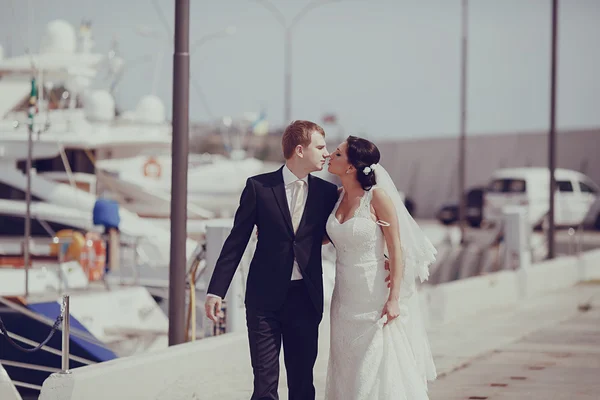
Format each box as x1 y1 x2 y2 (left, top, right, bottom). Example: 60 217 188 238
49 229 85 260
79 232 106 282
143 157 162 178
49 230 106 281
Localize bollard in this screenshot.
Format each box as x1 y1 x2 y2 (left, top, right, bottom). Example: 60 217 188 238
133 236 140 285
502 206 531 270
567 228 575 255
576 223 583 256
60 294 71 374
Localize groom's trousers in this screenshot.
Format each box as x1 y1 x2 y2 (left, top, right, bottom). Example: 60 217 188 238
246 280 322 400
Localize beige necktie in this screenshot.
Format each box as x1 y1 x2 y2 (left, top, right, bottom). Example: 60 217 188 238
291 180 306 233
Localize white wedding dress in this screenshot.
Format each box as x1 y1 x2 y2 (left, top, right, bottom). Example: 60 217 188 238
324 187 436 400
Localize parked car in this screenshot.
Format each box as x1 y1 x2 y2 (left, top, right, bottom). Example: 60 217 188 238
436 187 485 227
483 167 600 229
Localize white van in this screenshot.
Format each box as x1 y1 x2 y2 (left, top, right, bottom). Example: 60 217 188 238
483 167 600 229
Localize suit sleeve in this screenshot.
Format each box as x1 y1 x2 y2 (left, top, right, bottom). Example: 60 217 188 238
327 183 339 212
207 178 257 298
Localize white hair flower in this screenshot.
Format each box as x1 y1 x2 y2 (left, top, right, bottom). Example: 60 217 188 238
362 164 377 175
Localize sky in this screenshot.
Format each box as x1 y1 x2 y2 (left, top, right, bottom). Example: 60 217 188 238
1 0 599 139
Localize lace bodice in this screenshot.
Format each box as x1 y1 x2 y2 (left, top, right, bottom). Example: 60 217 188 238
326 188 386 267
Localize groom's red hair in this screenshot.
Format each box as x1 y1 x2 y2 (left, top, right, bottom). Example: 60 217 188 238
282 120 326 159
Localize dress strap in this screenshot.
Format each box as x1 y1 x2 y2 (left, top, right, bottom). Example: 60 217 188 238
354 189 374 218
365 187 375 203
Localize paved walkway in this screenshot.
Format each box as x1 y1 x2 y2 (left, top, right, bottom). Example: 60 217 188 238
428 284 600 399
315 282 600 399
35 280 600 400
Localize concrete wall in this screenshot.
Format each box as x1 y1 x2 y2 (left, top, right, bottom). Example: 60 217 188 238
426 249 600 324
579 248 600 281
426 270 520 324
39 332 250 400
0 363 21 400
39 249 600 400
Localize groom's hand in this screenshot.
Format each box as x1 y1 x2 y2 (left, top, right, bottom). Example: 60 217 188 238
384 259 391 288
205 296 222 323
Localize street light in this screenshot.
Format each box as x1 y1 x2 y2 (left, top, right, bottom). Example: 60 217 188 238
251 0 348 124
190 26 236 119
136 24 236 118
191 26 236 52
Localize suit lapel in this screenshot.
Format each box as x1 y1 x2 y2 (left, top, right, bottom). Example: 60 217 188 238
272 168 294 235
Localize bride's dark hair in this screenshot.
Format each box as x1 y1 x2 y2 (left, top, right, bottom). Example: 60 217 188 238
346 136 381 191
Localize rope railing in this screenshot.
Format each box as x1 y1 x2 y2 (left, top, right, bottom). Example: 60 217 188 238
0 294 72 374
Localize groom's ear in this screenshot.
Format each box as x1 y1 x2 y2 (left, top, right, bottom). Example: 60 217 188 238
295 144 304 158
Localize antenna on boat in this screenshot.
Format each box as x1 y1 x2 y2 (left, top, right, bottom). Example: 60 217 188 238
23 73 38 299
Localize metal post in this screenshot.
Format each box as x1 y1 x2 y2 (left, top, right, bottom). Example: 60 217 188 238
58 242 64 294
24 124 32 297
547 0 558 259
284 28 292 124
458 0 469 244
60 294 71 374
169 0 190 346
24 77 37 298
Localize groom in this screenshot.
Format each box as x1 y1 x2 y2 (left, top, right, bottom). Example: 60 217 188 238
205 120 339 400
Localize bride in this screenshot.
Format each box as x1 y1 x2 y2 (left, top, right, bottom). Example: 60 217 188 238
324 136 437 399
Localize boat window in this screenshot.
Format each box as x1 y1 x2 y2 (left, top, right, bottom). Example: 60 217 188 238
0 182 43 201
17 149 95 175
0 214 77 237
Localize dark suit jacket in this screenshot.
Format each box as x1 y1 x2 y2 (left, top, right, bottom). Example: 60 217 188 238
207 167 339 313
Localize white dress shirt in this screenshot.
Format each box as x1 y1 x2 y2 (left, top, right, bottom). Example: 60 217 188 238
207 166 307 300
282 165 308 281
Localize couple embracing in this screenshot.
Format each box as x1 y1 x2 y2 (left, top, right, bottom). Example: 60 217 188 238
205 120 437 400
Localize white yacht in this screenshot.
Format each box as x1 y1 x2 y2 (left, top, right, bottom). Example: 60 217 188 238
0 19 200 265
0 20 188 398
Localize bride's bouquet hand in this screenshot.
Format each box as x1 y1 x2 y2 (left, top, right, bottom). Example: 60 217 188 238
381 299 401 326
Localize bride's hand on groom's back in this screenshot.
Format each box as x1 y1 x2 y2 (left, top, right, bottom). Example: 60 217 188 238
384 259 391 288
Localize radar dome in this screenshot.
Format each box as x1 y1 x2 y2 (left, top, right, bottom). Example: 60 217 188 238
135 95 165 123
40 20 76 54
84 90 115 122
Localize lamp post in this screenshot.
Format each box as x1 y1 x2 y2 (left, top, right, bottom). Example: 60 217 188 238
252 0 347 124
458 0 469 244
547 0 559 259
169 0 190 347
